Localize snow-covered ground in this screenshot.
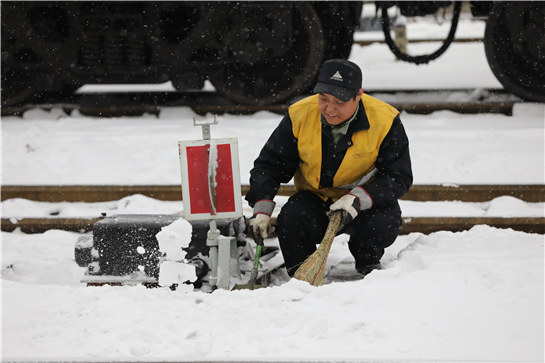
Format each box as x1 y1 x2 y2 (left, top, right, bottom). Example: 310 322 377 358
2 225 543 361
1 16 544 362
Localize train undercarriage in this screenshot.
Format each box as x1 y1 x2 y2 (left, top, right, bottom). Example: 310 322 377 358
2 1 544 107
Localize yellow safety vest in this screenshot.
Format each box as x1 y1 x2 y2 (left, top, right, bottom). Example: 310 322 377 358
289 94 399 201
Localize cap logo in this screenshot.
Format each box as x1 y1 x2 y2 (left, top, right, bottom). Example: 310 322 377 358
331 71 343 82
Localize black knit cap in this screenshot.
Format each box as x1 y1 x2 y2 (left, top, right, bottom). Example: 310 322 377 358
313 59 362 102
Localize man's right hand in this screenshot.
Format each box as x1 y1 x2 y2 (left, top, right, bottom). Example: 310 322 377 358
250 214 275 239
251 199 276 238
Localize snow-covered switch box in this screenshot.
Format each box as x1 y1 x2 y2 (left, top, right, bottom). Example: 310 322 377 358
178 138 242 220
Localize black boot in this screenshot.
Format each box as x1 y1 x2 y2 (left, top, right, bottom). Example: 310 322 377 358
356 263 382 276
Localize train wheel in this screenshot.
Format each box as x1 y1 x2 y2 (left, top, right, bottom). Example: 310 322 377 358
484 2 545 103
313 2 361 61
206 3 325 106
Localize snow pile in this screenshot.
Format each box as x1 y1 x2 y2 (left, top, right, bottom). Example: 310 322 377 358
156 218 195 290
2 229 86 286
3 194 544 220
1 194 184 219
513 101 545 118
485 195 545 217
2 226 543 361
400 196 545 218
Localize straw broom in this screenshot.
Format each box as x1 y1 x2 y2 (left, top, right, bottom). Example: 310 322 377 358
293 210 342 286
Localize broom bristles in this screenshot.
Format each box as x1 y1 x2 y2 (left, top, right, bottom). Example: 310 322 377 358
293 211 342 286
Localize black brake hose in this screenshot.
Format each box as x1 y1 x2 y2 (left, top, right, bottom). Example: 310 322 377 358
381 1 462 65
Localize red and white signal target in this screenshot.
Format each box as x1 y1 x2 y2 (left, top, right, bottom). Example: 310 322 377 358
178 138 242 220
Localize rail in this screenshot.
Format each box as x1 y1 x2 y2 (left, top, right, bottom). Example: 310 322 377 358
353 37 484 47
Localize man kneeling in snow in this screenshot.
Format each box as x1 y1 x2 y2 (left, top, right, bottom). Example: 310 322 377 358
245 59 413 277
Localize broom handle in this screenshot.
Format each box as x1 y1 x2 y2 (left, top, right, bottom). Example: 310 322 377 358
317 210 343 254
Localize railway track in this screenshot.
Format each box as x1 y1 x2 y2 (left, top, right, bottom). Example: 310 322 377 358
2 184 544 235
1 88 520 118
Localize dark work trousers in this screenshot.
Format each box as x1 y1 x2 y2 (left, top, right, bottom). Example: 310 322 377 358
276 190 402 276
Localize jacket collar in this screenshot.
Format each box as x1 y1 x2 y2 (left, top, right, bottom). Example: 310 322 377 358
346 99 370 134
